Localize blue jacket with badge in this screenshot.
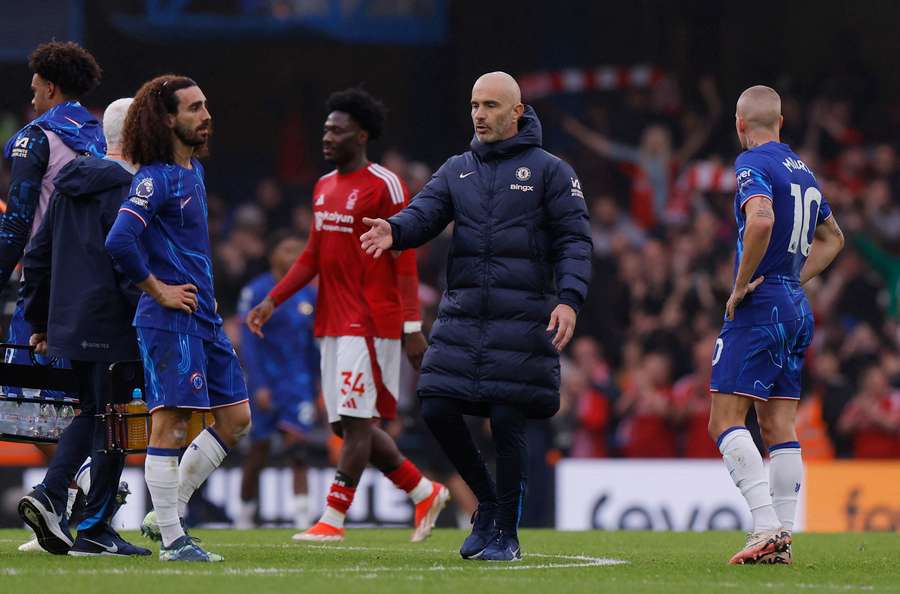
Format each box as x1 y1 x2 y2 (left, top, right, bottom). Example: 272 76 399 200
22 156 140 362
388 107 591 416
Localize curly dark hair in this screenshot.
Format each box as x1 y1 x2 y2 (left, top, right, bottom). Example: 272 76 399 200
326 87 387 141
28 41 102 98
123 74 198 165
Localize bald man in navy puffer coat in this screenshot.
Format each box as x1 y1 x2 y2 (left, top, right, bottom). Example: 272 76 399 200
361 72 591 561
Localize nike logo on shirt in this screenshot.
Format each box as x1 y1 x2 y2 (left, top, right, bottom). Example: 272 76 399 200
459 171 476 178
63 116 85 129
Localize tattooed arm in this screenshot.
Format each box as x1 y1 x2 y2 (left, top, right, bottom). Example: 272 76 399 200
725 196 774 320
800 215 845 285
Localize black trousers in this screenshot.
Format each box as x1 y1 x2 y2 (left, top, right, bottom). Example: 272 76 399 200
420 397 527 535
41 360 124 532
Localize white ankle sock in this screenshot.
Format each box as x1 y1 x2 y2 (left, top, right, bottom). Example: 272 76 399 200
145 449 184 547
66 488 78 519
408 478 434 504
769 442 802 532
67 458 93 518
717 427 780 532
76 458 92 494
178 428 228 517
320 506 345 529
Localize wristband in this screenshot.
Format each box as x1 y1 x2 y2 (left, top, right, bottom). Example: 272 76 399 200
403 321 423 334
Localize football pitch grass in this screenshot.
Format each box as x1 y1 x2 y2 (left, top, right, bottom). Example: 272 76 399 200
1 528 898 593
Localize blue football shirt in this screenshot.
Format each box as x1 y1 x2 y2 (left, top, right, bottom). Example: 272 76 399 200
118 158 221 339
729 141 832 327
237 273 319 398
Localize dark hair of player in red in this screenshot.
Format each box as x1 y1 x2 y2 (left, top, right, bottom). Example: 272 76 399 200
28 41 102 98
123 74 201 165
325 87 387 141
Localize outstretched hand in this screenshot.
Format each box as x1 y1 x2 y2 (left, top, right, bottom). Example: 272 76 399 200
360 218 393 258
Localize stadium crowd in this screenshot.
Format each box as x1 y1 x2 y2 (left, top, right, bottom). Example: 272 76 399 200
2 72 899 469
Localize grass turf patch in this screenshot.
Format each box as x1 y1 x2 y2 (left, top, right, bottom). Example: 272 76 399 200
0 528 898 593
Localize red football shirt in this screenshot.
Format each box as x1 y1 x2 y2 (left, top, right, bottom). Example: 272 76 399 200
269 163 419 338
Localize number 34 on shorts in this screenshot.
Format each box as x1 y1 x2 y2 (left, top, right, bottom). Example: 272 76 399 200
320 335 401 423
340 371 366 404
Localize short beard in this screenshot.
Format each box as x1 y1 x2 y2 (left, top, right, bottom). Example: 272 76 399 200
481 113 515 143
174 121 211 148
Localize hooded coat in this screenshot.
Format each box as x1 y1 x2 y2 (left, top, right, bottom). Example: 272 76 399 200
388 107 592 416
23 156 140 362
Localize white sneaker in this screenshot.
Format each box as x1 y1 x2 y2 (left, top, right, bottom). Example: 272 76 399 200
728 528 791 565
18 537 47 553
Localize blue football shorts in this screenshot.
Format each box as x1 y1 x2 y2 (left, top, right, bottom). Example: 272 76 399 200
249 388 316 440
709 313 813 401
137 326 248 413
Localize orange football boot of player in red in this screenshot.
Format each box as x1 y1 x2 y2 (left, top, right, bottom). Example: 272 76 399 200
411 482 450 542
293 521 345 543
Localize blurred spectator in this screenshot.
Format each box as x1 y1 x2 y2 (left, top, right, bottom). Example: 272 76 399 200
837 364 900 458
588 195 645 258
255 177 292 232
852 234 900 320
562 78 721 229
557 358 612 459
615 351 677 458
671 335 719 458
812 350 856 458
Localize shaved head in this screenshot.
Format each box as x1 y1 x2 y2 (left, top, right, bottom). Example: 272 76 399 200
473 71 522 105
471 71 524 143
735 85 783 149
737 85 781 129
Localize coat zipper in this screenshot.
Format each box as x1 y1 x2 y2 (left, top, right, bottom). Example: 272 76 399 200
475 160 497 397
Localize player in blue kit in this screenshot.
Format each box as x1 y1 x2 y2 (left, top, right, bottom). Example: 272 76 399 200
105 75 251 563
236 231 319 530
708 86 845 565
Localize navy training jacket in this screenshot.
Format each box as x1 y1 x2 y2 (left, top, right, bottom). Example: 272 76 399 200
23 156 140 362
388 106 592 416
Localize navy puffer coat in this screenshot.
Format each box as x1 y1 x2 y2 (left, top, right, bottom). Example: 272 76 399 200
388 107 591 416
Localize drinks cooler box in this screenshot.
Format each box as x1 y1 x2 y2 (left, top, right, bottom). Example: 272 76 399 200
0 344 213 453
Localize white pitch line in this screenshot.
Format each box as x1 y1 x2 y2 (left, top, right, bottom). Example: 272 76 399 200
214 542 628 568
638 580 877 592
0 542 626 575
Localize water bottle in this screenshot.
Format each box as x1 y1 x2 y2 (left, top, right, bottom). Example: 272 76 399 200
57 404 75 434
16 402 38 436
38 403 57 439
0 400 16 435
126 388 148 450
